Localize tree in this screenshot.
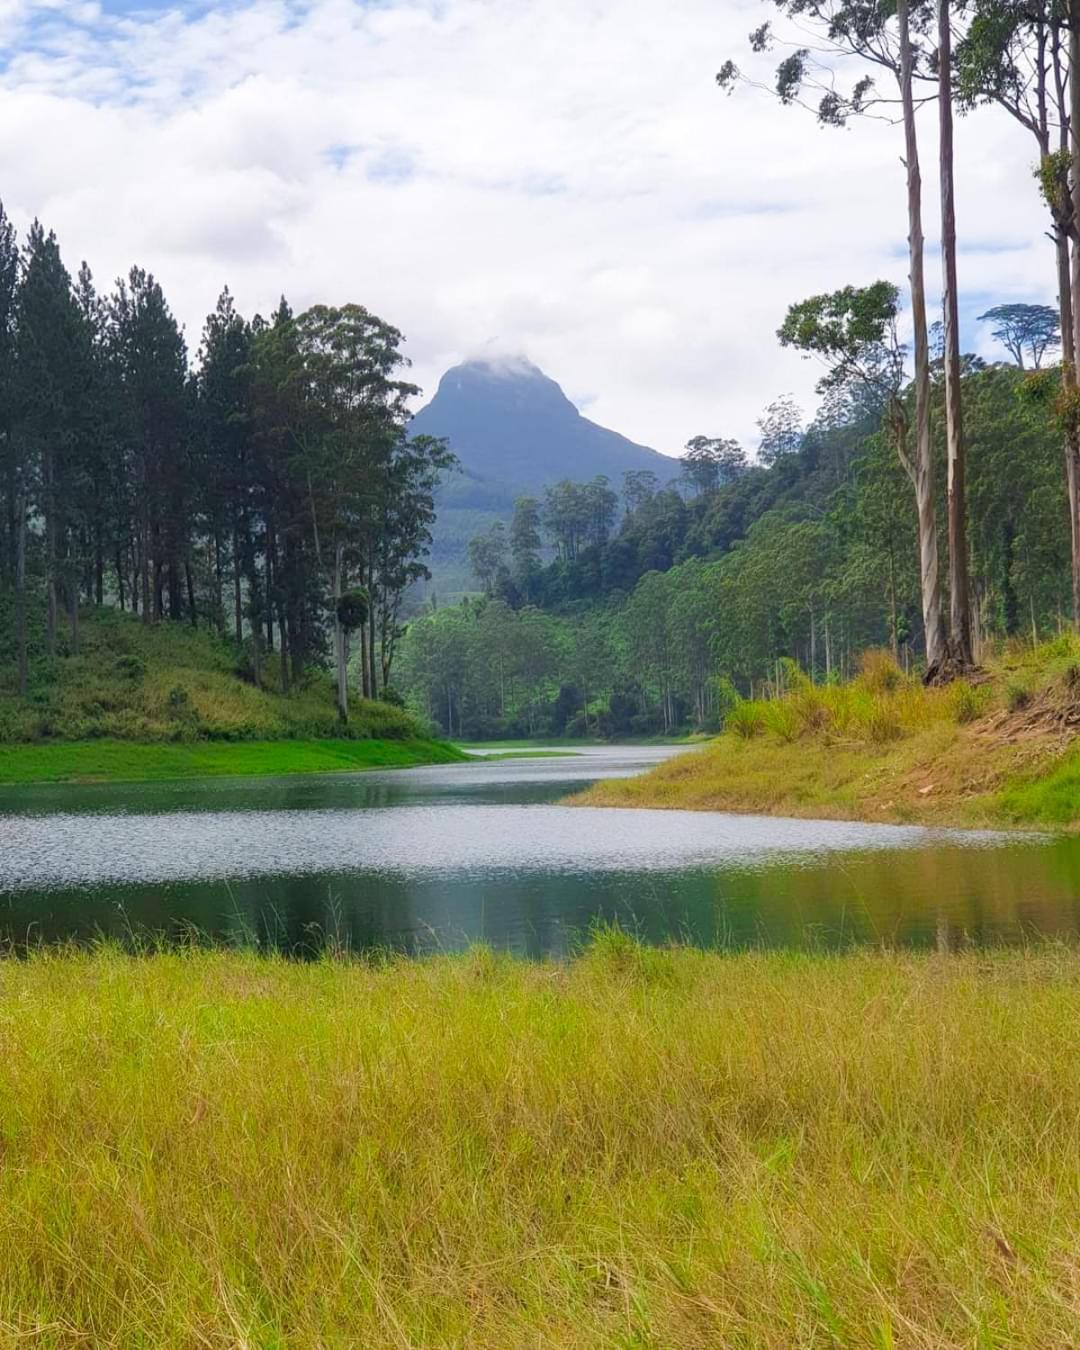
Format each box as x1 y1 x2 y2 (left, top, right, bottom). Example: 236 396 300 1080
680 436 746 496
13 224 93 655
293 304 417 722
756 395 803 466
779 282 947 671
955 0 1080 626
509 495 543 594
108 266 189 629
622 469 659 517
467 521 509 595
938 0 974 669
0 203 24 690
976 304 1061 368
720 0 949 673
371 433 454 691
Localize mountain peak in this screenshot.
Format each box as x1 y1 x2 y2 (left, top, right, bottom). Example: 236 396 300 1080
411 356 676 595
416 356 672 492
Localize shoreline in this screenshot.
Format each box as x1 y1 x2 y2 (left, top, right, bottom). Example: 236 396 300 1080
0 736 467 786
569 725 1080 829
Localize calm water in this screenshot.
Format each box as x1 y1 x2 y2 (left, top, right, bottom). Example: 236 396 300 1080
0 746 1078 955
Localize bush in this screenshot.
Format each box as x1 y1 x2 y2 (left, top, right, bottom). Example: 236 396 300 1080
761 700 801 743
1006 680 1031 712
858 647 904 693
949 682 984 726
726 701 766 739
113 654 146 684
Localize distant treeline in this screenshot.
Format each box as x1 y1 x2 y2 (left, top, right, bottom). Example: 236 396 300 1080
0 201 451 721
400 358 1070 739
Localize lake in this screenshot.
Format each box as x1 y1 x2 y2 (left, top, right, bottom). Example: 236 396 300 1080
1 745 1078 955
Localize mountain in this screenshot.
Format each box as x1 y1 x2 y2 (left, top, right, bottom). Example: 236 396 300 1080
411 357 677 597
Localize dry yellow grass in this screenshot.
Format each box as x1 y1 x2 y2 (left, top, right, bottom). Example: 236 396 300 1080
0 940 1078 1346
576 642 1080 827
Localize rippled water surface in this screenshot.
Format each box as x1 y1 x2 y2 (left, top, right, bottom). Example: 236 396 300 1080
1 746 1077 953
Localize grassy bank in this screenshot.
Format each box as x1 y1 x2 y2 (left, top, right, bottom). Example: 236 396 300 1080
0 940 1076 1345
0 607 466 781
0 736 464 784
575 640 1080 828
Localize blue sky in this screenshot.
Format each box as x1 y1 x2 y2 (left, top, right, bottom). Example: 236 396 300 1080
0 0 1055 450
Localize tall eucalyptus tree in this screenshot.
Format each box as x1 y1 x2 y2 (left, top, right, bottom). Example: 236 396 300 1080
719 0 948 670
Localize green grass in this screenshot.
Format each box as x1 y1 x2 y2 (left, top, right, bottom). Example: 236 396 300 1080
0 736 466 784
0 605 424 745
0 605 468 780
578 641 1080 828
996 742 1080 825
0 938 1077 1345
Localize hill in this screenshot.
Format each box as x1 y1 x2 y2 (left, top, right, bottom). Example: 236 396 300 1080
0 606 463 783
410 357 677 597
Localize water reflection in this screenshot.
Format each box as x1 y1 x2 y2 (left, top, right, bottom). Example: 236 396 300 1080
0 747 1076 955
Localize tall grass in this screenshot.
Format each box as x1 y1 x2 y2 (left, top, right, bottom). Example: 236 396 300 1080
721 650 990 749
0 940 1076 1345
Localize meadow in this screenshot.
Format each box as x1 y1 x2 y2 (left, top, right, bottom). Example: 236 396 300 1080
576 639 1080 827
0 937 1076 1346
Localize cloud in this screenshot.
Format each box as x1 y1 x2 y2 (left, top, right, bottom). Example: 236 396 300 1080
0 0 1054 451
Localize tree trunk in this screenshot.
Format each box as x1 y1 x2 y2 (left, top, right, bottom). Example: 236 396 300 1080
185 560 197 628
139 494 151 626
69 578 79 655
44 448 57 655
333 541 348 724
1059 232 1080 631
233 528 243 644
938 0 973 669
367 579 378 702
15 487 27 698
899 0 946 675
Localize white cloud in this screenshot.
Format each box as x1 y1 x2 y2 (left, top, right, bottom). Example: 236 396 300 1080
0 0 1054 452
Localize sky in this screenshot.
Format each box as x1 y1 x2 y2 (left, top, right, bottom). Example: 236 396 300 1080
0 0 1056 454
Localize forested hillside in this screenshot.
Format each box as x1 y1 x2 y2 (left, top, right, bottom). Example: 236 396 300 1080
398 354 1071 740
0 200 450 738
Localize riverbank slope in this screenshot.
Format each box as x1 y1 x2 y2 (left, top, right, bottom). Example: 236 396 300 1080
573 640 1080 827
1 939 1076 1345
0 607 464 782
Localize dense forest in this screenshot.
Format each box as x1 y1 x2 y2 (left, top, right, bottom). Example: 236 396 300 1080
0 200 451 724
398 347 1072 738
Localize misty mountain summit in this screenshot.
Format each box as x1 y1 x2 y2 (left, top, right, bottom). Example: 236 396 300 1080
411 356 672 497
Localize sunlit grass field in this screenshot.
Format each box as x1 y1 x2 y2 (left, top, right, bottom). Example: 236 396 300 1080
578 639 1080 827
1 937 1078 1345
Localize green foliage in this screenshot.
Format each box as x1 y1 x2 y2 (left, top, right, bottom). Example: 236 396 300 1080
726 700 766 739
0 607 424 746
336 587 369 633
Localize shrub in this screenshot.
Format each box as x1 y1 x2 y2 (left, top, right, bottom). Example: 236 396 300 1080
1006 680 1031 712
761 700 800 743
858 647 903 693
726 701 766 739
113 654 146 684
167 686 190 712
949 682 984 726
